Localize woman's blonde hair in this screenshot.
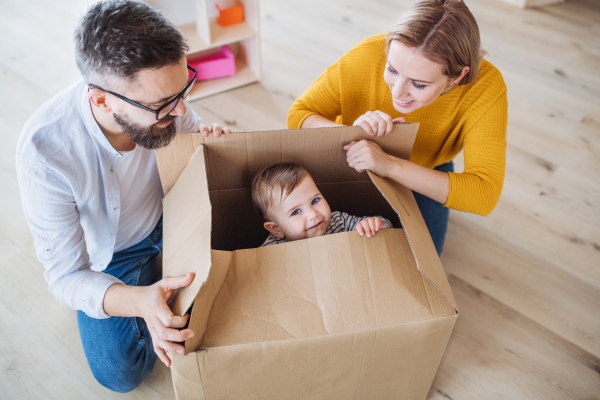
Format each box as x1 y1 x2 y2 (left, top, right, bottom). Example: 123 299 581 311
386 0 485 85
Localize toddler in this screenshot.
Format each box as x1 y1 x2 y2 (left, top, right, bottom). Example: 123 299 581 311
251 163 393 247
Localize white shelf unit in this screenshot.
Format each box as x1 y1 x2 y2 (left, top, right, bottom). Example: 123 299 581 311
184 0 261 101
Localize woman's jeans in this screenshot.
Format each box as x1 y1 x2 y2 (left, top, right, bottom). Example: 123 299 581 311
77 218 163 393
413 161 454 256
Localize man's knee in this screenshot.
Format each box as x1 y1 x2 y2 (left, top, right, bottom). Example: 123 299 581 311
78 311 158 392
88 343 157 393
93 371 143 393
90 350 156 393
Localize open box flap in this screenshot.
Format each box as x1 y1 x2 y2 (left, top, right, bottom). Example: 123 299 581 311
162 145 212 317
368 172 458 312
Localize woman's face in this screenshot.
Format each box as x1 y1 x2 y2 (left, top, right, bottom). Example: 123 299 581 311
383 41 457 114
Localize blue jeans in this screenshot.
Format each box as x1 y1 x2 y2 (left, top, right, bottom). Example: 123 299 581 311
412 162 454 256
77 218 163 393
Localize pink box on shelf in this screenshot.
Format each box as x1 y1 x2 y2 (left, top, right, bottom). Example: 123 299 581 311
187 45 236 81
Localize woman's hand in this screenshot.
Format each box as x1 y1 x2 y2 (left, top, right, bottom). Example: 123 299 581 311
344 140 397 177
199 123 231 138
352 111 406 137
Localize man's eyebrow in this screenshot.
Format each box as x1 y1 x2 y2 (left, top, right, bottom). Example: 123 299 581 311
386 59 433 84
152 94 177 104
148 74 190 104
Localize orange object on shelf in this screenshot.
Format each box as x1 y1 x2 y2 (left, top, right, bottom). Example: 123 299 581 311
215 0 244 26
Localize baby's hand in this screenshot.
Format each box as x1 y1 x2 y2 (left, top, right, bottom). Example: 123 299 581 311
199 123 231 138
356 217 386 238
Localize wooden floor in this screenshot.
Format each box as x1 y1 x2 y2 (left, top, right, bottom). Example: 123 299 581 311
1 0 599 398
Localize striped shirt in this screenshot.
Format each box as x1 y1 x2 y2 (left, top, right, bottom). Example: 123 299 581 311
261 211 394 247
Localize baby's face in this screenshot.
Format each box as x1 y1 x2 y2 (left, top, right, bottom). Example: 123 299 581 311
269 176 331 241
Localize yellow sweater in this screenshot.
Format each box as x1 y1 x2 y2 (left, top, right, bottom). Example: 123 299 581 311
288 34 508 216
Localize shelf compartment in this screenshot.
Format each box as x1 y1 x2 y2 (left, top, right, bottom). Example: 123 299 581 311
187 56 258 101
180 20 257 54
174 0 260 99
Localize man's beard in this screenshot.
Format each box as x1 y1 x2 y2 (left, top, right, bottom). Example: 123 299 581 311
113 112 177 150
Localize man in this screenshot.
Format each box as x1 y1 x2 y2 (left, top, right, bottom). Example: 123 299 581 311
16 0 228 392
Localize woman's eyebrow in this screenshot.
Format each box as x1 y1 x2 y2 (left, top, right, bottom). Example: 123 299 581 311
386 59 433 84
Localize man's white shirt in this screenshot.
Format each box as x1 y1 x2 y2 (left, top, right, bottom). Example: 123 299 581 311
113 145 163 253
16 80 200 319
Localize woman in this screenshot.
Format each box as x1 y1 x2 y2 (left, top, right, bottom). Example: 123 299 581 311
288 0 507 255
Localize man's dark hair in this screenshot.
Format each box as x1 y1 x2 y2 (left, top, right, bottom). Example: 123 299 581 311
74 0 189 87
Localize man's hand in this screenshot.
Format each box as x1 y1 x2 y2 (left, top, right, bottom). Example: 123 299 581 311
104 272 196 367
356 217 386 238
137 272 196 367
199 123 231 138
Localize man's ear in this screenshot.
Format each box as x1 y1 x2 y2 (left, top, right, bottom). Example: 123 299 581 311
264 221 284 239
88 88 113 113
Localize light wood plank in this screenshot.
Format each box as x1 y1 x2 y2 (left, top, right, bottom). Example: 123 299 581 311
442 216 600 358
496 0 565 9
430 275 600 399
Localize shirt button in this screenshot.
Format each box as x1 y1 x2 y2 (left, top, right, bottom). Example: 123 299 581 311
99 263 103 267
113 207 118 211
110 232 114 236
110 167 114 173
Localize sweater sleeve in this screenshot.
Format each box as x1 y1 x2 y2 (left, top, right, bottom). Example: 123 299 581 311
287 63 342 129
445 93 508 216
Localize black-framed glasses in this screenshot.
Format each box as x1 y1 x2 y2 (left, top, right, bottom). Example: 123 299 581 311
89 65 198 120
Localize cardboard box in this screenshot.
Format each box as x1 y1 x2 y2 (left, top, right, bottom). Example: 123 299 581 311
155 124 458 400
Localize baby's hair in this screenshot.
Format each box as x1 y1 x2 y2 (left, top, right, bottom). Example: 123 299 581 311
251 163 311 221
